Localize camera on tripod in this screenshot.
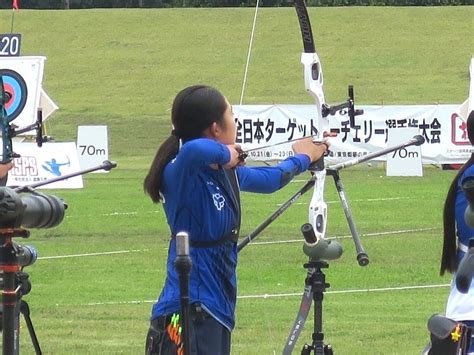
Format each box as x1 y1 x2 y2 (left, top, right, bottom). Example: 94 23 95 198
0 186 67 351
0 160 116 355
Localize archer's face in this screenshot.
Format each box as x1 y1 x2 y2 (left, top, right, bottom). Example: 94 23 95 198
217 99 237 145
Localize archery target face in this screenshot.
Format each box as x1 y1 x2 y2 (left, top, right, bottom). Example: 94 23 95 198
0 69 28 122
0 56 45 128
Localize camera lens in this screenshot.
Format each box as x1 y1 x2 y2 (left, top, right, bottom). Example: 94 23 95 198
20 194 66 229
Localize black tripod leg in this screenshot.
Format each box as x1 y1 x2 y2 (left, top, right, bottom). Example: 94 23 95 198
20 301 42 355
311 268 328 355
2 271 19 355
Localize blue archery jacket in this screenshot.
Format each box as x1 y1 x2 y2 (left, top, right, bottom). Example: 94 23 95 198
151 138 310 330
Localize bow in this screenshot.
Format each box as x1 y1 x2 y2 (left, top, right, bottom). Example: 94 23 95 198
294 0 328 241
237 1 362 251
0 73 44 164
294 0 366 243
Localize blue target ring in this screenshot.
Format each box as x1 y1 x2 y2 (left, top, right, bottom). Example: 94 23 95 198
0 69 27 122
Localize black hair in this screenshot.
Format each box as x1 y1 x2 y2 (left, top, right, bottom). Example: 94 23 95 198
441 110 474 275
143 85 228 203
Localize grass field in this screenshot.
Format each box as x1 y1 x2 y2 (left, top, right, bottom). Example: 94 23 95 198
0 6 473 354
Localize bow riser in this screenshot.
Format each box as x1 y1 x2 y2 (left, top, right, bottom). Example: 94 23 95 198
309 169 327 240
301 50 328 240
301 52 327 140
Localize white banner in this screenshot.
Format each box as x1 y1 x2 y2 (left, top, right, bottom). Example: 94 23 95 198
6 142 83 189
235 104 472 165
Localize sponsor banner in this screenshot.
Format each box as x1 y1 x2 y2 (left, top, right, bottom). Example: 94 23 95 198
7 142 83 189
234 104 472 165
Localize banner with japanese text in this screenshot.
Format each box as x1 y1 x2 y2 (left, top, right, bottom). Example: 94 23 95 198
235 104 471 165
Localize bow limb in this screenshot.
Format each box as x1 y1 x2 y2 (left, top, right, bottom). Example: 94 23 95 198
295 0 328 240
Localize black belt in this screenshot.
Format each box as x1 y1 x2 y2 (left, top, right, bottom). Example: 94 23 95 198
151 303 211 330
186 231 239 248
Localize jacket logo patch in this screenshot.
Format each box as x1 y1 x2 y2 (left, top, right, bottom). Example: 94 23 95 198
213 193 225 211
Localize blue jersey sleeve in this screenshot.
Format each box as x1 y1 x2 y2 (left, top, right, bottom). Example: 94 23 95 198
237 154 311 193
171 138 230 172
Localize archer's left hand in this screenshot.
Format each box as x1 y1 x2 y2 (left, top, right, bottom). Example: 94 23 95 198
0 162 13 179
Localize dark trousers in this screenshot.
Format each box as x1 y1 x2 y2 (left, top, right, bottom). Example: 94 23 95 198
145 305 231 355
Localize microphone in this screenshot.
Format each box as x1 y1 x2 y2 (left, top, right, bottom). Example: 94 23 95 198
174 231 192 355
175 232 191 260
455 239 474 293
301 223 343 261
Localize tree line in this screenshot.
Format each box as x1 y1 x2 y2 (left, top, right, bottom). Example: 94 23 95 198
0 0 469 9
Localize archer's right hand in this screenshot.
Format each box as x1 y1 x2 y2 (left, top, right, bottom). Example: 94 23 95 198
292 137 329 163
225 144 246 169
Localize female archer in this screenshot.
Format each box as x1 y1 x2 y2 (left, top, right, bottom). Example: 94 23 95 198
143 85 328 354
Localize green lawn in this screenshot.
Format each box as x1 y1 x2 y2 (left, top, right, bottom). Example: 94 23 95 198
0 6 471 354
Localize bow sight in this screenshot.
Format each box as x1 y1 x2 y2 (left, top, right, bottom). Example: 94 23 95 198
0 160 117 355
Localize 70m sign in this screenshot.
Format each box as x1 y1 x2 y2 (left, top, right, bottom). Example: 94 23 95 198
79 144 106 156
77 126 109 172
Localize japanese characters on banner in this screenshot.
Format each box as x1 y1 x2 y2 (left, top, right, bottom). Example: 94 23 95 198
235 104 471 165
6 143 83 189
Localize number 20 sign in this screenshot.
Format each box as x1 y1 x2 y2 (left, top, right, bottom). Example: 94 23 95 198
0 34 22 57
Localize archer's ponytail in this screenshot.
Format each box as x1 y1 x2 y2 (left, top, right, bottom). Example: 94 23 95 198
144 135 180 203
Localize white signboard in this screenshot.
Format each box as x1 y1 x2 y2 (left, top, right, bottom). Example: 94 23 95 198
386 128 423 176
76 125 109 172
234 104 472 165
6 142 83 189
